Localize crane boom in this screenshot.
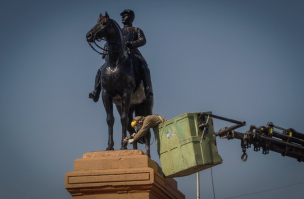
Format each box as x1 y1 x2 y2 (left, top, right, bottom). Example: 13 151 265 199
198 113 304 162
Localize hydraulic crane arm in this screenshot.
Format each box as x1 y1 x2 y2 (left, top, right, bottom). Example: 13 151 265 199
217 124 304 162
198 113 304 162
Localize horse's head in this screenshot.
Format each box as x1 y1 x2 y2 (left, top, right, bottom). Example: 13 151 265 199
86 12 114 43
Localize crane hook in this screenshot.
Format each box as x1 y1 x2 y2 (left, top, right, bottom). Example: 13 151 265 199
241 152 248 162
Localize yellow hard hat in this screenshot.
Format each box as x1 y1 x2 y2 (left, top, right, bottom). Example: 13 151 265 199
131 116 144 128
131 120 137 128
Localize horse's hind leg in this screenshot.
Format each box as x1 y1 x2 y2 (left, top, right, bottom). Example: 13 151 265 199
120 87 132 150
146 98 153 158
127 106 138 149
135 98 153 158
144 131 151 158
102 90 114 150
115 105 137 149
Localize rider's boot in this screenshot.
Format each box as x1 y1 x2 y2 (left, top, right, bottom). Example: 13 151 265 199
141 65 153 99
89 66 103 103
89 89 101 103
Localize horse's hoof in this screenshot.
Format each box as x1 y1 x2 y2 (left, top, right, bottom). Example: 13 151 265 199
145 151 151 158
133 143 138 149
106 146 114 150
120 146 128 150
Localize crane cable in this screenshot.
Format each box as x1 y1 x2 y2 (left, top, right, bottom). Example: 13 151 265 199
221 181 304 199
211 168 216 199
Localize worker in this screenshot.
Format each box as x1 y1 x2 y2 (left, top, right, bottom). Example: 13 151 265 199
128 115 167 144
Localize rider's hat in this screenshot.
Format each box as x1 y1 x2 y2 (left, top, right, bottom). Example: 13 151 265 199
120 9 135 18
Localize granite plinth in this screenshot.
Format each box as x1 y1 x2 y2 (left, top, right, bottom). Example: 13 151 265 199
65 150 185 199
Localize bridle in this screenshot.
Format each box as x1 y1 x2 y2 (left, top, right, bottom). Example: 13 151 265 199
88 19 126 56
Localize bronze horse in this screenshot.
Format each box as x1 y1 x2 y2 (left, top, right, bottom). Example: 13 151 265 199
86 12 153 157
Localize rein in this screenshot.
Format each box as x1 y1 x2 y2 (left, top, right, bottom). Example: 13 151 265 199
98 38 121 45
88 42 104 55
88 40 125 56
94 41 124 53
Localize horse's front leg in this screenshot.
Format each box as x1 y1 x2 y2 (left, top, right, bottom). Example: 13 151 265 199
120 87 132 149
102 90 114 150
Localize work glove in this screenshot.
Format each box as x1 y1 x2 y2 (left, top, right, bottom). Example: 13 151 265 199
131 133 136 138
128 139 134 144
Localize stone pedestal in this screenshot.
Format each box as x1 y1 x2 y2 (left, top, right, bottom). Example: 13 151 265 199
65 150 185 199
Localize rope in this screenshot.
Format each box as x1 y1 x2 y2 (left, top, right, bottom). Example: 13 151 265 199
221 181 304 199
150 134 155 145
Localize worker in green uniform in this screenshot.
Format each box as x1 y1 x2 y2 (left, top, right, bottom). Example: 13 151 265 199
128 115 167 144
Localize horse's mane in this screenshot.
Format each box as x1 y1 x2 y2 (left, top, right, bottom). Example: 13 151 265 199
110 19 127 55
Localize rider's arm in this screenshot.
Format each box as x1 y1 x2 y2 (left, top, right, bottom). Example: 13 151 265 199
129 28 146 49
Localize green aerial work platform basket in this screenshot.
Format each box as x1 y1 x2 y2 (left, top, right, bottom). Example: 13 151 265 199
153 112 222 178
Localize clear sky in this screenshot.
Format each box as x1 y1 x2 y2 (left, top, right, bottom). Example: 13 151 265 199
1 0 304 198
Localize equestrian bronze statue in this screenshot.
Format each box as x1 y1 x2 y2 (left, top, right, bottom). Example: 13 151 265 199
89 9 153 102
86 10 154 157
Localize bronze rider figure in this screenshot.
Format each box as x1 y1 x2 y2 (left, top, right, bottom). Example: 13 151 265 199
89 9 153 102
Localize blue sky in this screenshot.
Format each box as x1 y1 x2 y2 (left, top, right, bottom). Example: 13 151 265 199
1 1 304 198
